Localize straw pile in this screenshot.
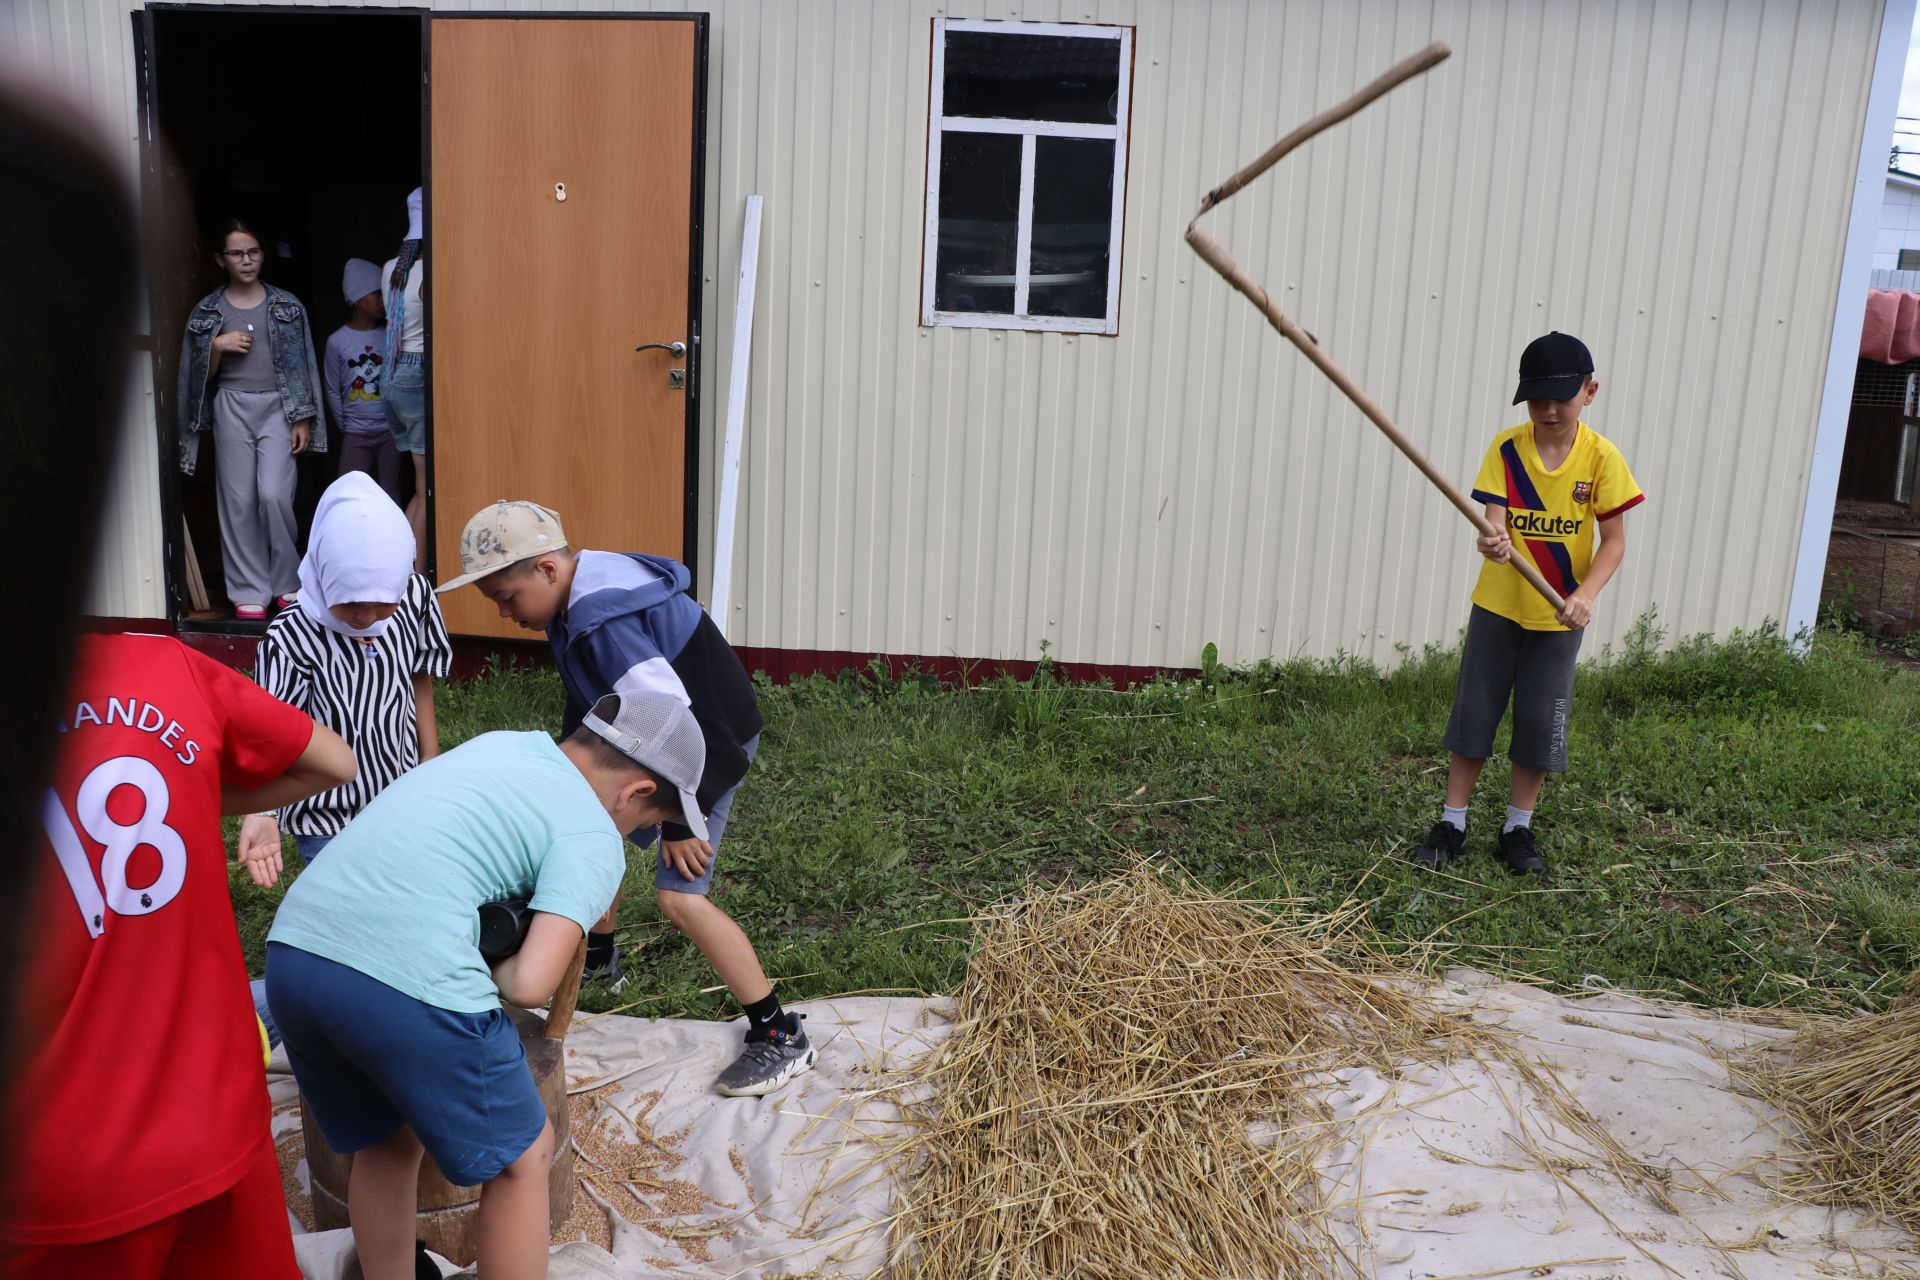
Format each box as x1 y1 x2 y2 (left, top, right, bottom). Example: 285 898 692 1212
878 865 1483 1280
1734 986 1920 1233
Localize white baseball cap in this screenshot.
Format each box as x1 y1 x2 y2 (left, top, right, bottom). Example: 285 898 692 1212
581 691 708 841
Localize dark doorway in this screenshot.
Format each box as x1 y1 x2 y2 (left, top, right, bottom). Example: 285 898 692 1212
145 5 423 627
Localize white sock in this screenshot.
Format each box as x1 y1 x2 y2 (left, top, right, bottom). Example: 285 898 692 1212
1441 804 1468 832
1503 805 1533 834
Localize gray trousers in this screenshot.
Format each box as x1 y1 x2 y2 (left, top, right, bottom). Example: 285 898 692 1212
1442 605 1584 772
211 387 300 606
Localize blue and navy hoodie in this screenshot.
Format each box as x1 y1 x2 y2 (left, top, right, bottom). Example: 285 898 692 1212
550 551 765 842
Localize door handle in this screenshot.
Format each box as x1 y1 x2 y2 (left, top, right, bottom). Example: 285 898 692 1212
635 341 687 357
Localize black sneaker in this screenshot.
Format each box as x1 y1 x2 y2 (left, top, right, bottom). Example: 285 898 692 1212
1498 825 1547 877
583 949 626 992
715 1016 816 1097
1412 821 1466 869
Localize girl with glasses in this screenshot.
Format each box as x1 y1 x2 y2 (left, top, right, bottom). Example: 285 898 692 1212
176 218 328 621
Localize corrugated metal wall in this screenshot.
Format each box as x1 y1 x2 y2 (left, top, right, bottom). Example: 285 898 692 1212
7 0 1893 668
87 356 166 618
5 0 166 619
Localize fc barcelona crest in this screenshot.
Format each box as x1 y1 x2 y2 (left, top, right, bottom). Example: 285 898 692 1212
1571 481 1592 505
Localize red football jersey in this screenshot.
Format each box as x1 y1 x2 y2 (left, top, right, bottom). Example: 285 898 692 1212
0 634 315 1245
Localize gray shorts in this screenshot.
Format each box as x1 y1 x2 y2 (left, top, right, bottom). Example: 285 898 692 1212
1442 606 1583 773
632 734 760 896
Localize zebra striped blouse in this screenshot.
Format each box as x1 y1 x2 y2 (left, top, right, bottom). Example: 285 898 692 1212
255 573 453 835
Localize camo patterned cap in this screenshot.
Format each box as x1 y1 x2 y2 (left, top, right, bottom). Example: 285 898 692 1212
435 500 568 592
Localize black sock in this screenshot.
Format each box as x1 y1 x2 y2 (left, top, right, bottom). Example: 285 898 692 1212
585 930 615 970
742 991 795 1037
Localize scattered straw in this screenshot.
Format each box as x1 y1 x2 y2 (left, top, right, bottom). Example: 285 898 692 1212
1732 985 1920 1233
872 864 1485 1279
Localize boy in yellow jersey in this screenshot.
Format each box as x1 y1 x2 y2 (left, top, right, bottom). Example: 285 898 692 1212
1412 333 1644 878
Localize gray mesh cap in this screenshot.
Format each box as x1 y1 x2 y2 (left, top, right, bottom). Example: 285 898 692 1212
582 691 709 841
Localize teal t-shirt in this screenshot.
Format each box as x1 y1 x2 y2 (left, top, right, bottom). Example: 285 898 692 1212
268 730 624 1013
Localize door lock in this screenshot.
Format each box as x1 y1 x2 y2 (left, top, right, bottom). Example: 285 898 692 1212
637 341 686 390
637 341 688 391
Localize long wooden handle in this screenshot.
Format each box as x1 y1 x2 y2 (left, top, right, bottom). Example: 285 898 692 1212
1195 43 1451 217
1186 40 1567 615
1185 227 1565 613
545 936 589 1041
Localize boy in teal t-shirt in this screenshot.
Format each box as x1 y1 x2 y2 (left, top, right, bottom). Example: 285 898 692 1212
266 691 707 1279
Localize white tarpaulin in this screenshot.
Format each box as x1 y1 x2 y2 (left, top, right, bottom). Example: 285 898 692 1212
272 977 1920 1280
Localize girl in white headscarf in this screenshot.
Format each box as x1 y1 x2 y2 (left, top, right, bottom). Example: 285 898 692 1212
237 472 454 1046
238 471 453 877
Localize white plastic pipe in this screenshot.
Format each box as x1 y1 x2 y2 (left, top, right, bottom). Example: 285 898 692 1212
710 195 762 639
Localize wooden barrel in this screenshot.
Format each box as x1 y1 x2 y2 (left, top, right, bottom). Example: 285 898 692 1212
301 1004 576 1266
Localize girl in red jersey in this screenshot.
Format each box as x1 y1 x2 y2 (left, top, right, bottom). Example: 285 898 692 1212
1 633 354 1280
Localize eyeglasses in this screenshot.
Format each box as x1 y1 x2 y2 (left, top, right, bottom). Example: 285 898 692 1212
220 247 264 261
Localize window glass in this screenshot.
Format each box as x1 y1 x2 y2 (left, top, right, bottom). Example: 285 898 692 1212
934 132 1022 315
942 32 1120 124
1027 137 1115 319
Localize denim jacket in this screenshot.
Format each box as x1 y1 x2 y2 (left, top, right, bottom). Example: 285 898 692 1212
176 283 328 474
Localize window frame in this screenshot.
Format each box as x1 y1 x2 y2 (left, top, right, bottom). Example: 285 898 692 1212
921 17 1132 335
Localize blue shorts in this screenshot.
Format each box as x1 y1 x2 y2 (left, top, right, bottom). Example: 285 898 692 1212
264 943 546 1185
383 355 426 455
635 734 758 896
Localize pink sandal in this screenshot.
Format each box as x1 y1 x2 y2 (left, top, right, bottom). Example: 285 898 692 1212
235 604 267 621
273 594 298 611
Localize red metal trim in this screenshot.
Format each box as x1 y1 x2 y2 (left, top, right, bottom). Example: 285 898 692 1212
83 617 1188 688
83 617 263 667
731 646 1179 689
80 616 169 634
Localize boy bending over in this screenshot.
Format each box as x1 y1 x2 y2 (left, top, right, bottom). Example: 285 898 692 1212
265 691 704 1280
441 501 811 1098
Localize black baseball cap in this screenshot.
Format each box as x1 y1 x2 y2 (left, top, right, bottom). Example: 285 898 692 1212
1512 332 1595 405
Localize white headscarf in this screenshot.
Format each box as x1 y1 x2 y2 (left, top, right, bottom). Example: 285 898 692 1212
298 472 416 640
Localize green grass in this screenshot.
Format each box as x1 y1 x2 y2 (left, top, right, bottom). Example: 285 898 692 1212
228 616 1920 1020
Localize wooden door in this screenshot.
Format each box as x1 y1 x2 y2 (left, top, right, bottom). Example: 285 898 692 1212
429 17 701 638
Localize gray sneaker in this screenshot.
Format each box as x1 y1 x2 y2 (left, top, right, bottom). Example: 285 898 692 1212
715 1021 816 1097
583 949 626 993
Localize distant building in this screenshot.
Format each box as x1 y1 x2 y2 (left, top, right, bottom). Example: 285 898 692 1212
1874 170 1920 276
